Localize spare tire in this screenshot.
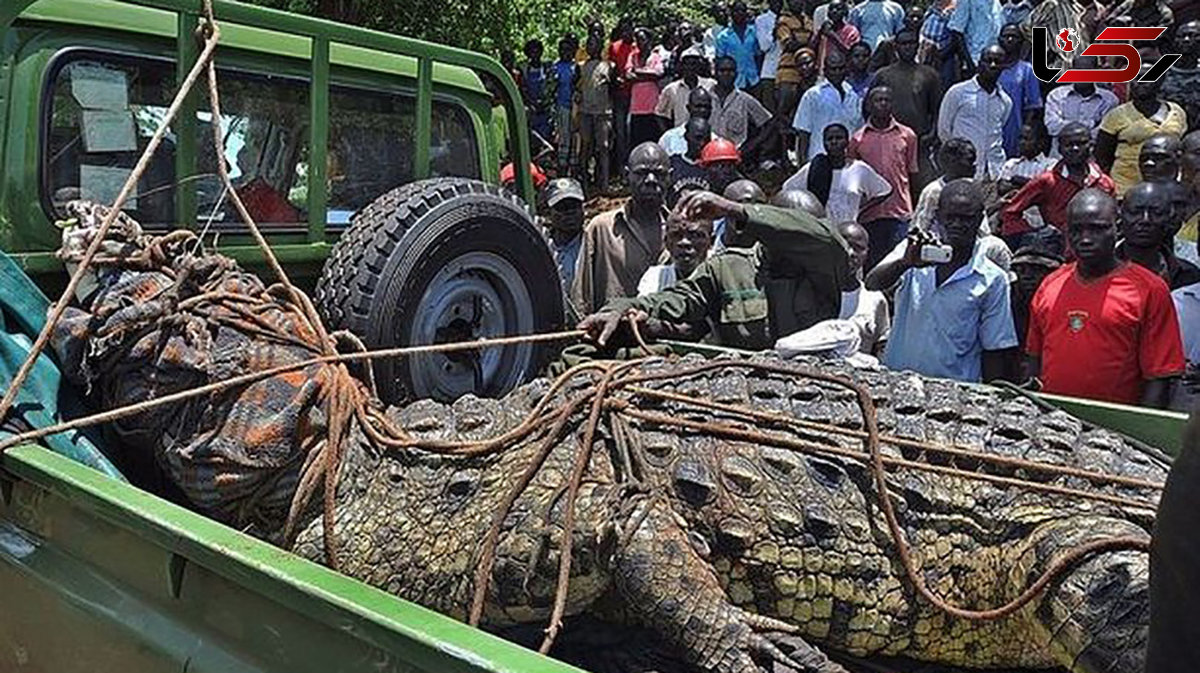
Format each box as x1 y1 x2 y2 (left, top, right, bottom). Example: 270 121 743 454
314 178 565 404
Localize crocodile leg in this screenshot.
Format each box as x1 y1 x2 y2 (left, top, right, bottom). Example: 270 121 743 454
612 498 849 673
1024 517 1151 673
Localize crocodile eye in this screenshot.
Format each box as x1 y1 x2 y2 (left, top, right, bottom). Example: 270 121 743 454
446 471 477 499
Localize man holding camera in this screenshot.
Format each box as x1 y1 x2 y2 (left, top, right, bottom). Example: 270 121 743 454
865 178 1018 383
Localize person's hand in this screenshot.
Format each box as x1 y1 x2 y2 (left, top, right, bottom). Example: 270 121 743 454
900 230 939 268
676 191 748 224
577 309 649 347
1182 362 1200 395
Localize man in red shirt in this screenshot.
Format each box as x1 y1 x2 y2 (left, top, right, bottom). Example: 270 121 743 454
1001 122 1116 247
608 17 636 164
1025 189 1184 408
849 85 918 269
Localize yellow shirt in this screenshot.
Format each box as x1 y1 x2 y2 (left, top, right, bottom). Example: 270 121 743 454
1098 101 1188 195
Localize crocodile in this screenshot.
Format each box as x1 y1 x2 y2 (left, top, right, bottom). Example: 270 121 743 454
293 354 1164 673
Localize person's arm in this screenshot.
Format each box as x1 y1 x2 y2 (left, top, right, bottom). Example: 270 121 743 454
937 86 957 142
978 274 1020 383
858 162 894 215
1141 379 1175 409
1094 130 1118 174
982 350 1009 383
999 172 1046 237
865 232 933 291
947 0 973 69
795 130 811 161
1137 280 1187 409
579 267 721 346
1024 355 1042 385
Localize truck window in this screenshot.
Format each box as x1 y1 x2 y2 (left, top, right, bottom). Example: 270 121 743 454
326 89 480 225
45 56 180 224
196 71 309 227
45 53 309 228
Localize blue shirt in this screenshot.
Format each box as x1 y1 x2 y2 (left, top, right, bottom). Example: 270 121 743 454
997 59 1043 157
883 240 1018 382
947 0 1003 65
792 80 864 161
715 25 761 89
850 0 906 49
554 61 576 109
552 234 583 291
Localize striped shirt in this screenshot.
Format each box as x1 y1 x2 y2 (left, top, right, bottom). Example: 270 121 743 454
919 1 956 61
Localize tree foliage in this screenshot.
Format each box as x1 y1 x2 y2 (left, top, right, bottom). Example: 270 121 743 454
243 0 714 56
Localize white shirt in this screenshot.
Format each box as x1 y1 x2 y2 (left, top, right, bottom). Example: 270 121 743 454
638 264 679 296
756 10 782 80
655 78 717 127
938 76 1013 180
814 3 831 29
781 159 893 224
703 26 722 61
840 284 891 354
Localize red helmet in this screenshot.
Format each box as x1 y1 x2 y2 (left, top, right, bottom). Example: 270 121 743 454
699 139 741 166
500 162 548 188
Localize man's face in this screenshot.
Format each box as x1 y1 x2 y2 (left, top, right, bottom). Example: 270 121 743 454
1121 189 1172 248
868 87 893 122
635 30 651 52
1018 125 1041 159
1068 202 1118 265
731 2 749 25
707 161 740 190
843 225 869 274
665 218 714 275
829 2 847 23
1059 129 1092 166
824 126 849 159
850 45 871 73
936 193 982 251
769 0 784 14
550 199 585 235
1177 21 1200 57
688 91 714 119
944 148 977 180
681 55 702 80
587 35 602 58
627 150 670 205
1183 136 1200 180
824 55 847 86
797 51 817 80
999 25 1022 55
1013 262 1053 299
1130 66 1162 102
1139 138 1180 182
716 59 738 88
789 0 807 14
978 46 1005 83
904 6 924 30
685 124 711 156
896 31 919 62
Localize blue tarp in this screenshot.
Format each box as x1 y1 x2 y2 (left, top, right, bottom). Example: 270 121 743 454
0 251 124 480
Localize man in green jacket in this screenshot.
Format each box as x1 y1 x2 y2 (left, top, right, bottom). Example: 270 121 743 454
578 190 851 350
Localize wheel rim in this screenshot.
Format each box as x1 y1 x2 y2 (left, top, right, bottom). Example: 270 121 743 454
407 251 536 401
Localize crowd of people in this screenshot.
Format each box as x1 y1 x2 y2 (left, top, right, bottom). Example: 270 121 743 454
501 0 1200 412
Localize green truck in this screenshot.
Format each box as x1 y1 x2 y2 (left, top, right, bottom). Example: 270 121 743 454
0 1 1188 672
0 1 577 670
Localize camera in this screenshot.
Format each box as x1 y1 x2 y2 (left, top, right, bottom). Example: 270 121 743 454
919 243 953 265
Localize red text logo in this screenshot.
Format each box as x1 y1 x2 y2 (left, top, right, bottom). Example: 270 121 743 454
1032 26 1181 84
